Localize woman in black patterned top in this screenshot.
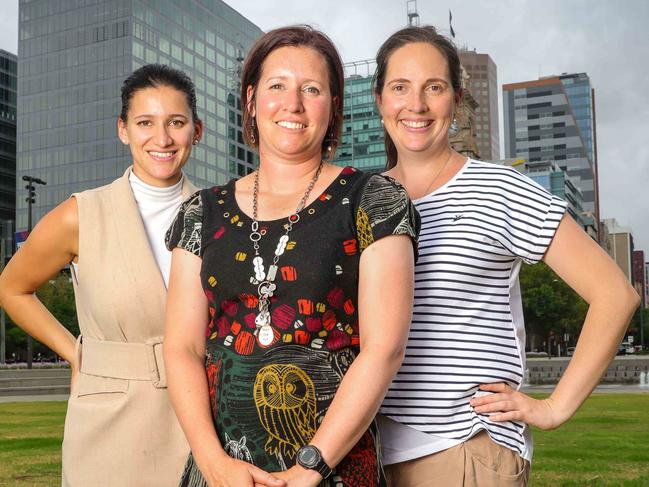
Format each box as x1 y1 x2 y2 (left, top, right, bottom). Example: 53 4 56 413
164 26 419 487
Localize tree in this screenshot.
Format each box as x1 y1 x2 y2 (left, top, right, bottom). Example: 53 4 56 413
3 271 77 361
519 262 587 354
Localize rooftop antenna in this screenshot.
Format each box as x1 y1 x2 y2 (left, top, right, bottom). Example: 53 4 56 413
407 0 420 26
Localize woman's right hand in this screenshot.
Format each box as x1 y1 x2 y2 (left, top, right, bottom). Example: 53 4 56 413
198 454 286 487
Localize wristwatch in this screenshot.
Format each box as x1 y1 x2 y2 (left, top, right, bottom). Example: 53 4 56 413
296 444 332 479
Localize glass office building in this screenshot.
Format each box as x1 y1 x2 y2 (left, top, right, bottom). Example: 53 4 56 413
0 49 17 222
333 61 386 173
16 0 262 232
503 73 597 215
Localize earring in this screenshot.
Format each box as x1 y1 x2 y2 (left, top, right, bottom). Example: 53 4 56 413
325 128 337 155
448 117 459 137
192 139 199 145
250 118 256 145
380 118 384 125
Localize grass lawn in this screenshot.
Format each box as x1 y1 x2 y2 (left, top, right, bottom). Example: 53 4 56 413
0 394 648 486
0 401 66 486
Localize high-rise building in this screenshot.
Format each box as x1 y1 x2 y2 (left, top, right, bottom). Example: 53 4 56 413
632 250 645 308
458 50 499 160
334 62 385 173
0 49 17 223
16 0 262 232
503 73 598 219
603 218 634 282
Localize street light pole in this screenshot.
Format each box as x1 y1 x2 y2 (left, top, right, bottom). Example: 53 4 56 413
22 175 46 369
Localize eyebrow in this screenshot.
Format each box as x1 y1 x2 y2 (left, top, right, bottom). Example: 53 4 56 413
264 76 324 85
387 77 448 85
133 113 189 119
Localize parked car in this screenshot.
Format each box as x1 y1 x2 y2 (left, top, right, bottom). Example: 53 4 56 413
566 347 576 357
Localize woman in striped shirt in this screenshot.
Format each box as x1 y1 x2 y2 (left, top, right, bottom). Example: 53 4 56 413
373 25 639 486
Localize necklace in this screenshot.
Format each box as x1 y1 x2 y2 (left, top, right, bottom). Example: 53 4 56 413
418 150 454 199
249 161 324 346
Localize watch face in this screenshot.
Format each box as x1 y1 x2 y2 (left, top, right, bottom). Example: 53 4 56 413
298 446 319 467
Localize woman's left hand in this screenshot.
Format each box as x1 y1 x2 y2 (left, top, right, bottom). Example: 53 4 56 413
470 383 567 430
268 466 322 487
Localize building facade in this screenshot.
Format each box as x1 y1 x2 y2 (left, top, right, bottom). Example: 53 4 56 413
503 74 598 219
603 218 634 282
632 250 645 308
0 50 17 223
16 0 262 232
458 50 499 160
334 64 386 173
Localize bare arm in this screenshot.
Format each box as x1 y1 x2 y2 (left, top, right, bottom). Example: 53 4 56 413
275 235 414 485
163 248 285 487
0 198 79 366
471 214 640 429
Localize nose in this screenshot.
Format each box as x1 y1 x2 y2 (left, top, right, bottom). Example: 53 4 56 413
408 90 428 114
283 88 304 113
154 123 173 146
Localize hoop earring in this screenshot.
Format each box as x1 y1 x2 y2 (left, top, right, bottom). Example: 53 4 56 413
250 117 256 145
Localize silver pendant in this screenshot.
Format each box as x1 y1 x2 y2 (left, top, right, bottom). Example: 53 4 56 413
258 281 276 298
253 256 265 281
258 325 274 346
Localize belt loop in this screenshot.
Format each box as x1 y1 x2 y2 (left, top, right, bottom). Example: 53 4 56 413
145 337 166 388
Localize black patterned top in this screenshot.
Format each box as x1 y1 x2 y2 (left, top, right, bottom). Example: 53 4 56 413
166 167 419 487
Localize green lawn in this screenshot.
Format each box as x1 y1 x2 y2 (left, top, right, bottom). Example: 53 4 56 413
0 394 648 486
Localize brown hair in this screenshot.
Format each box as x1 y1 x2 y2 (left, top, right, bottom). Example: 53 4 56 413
240 25 344 160
374 26 462 169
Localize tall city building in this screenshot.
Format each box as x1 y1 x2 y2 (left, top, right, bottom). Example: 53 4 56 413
16 0 262 232
632 250 645 308
458 50 499 160
334 61 385 173
0 49 17 222
603 218 634 282
503 73 598 220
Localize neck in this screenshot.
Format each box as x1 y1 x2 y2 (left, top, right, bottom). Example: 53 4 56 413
257 153 323 196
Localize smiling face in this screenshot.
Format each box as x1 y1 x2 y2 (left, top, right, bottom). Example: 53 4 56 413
377 42 458 160
117 85 202 187
250 46 333 163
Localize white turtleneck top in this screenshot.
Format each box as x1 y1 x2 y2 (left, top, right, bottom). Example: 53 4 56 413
128 170 185 288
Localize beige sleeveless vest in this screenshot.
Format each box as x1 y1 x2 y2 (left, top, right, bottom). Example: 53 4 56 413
61 168 196 486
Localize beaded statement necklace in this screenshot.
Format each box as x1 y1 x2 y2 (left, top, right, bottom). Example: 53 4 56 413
249 161 324 346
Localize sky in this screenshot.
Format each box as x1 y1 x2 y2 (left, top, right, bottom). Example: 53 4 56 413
1 0 648 254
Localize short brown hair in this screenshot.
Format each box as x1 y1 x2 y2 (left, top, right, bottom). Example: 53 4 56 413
374 26 462 169
240 25 344 160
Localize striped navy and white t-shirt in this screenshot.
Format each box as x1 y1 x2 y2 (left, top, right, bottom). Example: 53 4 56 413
379 159 567 463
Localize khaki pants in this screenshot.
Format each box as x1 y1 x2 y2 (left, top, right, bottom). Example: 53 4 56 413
385 431 530 487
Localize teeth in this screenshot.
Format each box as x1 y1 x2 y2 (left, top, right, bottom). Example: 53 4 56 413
149 151 175 158
277 121 306 129
401 120 431 128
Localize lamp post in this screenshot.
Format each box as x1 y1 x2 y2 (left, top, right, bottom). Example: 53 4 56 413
22 175 47 369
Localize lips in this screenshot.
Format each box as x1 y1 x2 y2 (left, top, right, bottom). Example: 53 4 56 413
276 120 306 130
147 150 178 161
400 119 433 129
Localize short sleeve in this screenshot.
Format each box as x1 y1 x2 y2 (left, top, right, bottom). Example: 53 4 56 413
355 174 420 256
165 190 203 257
494 169 568 264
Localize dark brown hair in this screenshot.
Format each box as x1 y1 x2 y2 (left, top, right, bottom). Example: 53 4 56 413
240 25 344 160
120 64 199 122
374 26 462 169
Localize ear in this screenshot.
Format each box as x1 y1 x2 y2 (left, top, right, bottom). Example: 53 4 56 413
375 93 385 117
246 85 256 118
454 88 463 107
117 117 129 145
193 119 204 142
